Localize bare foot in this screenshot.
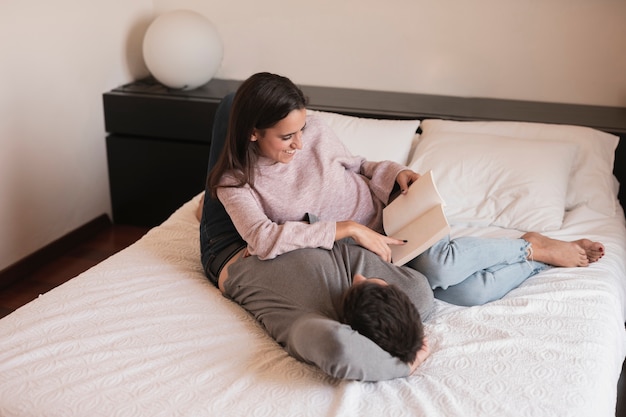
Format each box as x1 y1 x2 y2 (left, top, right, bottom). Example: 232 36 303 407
575 239 605 263
522 232 603 267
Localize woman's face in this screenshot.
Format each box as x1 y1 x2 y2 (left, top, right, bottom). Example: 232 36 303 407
252 108 307 164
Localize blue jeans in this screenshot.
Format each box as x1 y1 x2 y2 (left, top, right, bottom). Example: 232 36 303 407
407 236 550 306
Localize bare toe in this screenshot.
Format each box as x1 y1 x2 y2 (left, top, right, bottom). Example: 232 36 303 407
576 239 605 263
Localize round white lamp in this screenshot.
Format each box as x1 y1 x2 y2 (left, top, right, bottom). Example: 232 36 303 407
142 10 223 90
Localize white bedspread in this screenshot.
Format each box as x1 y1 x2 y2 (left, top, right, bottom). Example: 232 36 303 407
1 193 625 417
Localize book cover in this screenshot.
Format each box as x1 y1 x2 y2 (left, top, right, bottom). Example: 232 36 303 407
383 170 450 266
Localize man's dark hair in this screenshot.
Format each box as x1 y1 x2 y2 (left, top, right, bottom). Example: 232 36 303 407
341 281 424 363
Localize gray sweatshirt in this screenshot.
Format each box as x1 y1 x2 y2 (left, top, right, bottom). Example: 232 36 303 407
224 241 434 381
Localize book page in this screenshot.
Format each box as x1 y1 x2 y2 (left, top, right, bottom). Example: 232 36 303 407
383 170 446 236
389 205 451 266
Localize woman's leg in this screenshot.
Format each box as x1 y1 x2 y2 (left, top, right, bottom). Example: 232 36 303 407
406 235 531 290
433 260 549 306
200 92 245 285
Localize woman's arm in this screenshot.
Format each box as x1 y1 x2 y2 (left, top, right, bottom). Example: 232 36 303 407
359 160 408 204
336 221 405 263
218 185 337 260
219 185 405 262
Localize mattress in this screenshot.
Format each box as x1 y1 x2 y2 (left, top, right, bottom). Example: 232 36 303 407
1 192 625 417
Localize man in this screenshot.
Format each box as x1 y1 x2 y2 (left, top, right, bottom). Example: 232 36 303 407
221 241 433 381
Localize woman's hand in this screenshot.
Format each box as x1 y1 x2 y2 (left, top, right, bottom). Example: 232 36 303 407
396 169 420 194
336 221 405 263
409 336 430 375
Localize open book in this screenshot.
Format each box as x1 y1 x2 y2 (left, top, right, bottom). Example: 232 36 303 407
383 170 450 266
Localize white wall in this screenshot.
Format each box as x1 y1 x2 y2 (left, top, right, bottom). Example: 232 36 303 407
153 0 626 107
0 1 152 271
1 0 625 272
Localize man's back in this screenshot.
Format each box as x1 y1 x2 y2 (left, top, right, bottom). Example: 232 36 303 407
223 242 433 381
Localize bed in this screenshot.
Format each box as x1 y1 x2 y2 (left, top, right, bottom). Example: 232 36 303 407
2 82 626 417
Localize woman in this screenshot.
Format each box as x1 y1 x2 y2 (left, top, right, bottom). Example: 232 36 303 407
199 89 433 379
204 72 604 306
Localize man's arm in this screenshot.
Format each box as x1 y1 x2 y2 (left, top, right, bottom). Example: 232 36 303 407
286 313 411 381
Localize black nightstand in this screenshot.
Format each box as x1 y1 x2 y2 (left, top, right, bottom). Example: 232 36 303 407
103 77 240 226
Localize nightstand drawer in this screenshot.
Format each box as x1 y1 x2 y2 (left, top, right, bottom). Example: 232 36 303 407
103 93 218 142
106 134 210 226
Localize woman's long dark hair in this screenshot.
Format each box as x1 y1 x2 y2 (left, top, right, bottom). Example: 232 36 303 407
207 72 308 197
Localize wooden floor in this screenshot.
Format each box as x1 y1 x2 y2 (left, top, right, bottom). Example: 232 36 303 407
0 224 149 319
1 223 625 416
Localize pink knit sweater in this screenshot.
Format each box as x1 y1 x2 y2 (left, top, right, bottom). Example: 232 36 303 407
217 114 407 259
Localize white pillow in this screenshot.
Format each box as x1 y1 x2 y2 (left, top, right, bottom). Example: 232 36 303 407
409 131 579 231
308 110 420 164
420 119 619 216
